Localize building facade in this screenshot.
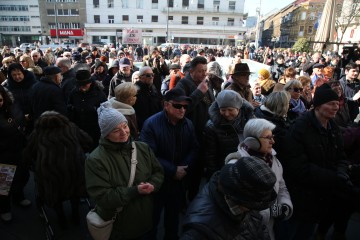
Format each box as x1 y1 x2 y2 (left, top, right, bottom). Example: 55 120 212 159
84 0 248 46
337 0 360 43
0 0 42 46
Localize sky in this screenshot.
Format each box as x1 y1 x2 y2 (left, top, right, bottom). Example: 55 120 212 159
244 0 295 16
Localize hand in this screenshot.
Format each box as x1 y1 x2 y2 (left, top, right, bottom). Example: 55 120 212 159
353 90 360 101
153 58 158 68
197 79 209 94
251 99 261 108
137 182 155 194
174 166 188 180
159 57 165 65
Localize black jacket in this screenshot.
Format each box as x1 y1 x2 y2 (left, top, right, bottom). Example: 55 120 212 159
108 71 134 98
61 68 77 103
277 110 352 222
203 100 254 179
31 76 67 120
181 172 270 240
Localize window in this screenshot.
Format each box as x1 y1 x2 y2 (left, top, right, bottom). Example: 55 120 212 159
197 16 204 25
152 0 158 9
212 17 219 25
214 0 220 11
229 1 235 10
93 0 99 8
0 5 28 11
228 18 234 26
137 15 143 23
47 9 55 15
152 15 158 22
108 0 114 8
122 15 129 23
122 0 129 8
198 0 204 9
94 15 100 23
136 0 143 8
301 12 306 20
183 0 189 8
307 26 313 34
71 9 79 15
299 26 304 36
169 0 174 8
168 16 173 21
182 16 188 24
108 15 114 23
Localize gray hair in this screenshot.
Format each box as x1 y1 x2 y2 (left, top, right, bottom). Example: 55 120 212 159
284 79 302 91
30 50 40 57
56 57 72 69
264 91 291 117
139 66 152 76
244 119 276 139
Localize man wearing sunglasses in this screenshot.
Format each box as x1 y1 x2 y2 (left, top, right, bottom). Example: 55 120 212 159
140 88 198 240
133 66 162 131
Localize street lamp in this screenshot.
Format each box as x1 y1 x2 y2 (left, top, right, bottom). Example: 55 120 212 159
255 0 262 49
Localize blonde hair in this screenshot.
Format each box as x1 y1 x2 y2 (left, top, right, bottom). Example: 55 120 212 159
297 76 311 87
114 82 137 103
20 55 36 68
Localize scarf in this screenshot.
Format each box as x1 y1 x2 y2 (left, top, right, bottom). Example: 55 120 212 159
243 144 273 167
290 98 306 114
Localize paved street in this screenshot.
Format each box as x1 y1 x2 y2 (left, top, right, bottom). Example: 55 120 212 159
1 173 360 240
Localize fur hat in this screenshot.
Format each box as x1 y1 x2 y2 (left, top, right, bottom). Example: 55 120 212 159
258 68 270 79
219 156 277 210
313 83 339 107
207 61 223 79
76 70 92 86
97 102 128 138
216 90 243 109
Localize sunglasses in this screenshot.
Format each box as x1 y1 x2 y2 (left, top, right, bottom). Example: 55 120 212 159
142 73 154 78
170 102 188 110
290 87 303 92
236 55 242 57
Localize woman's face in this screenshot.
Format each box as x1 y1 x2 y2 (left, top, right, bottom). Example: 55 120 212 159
258 129 275 155
330 82 342 97
106 122 130 143
316 101 339 120
219 107 240 121
289 86 303 100
20 58 29 68
10 69 25 83
303 83 311 94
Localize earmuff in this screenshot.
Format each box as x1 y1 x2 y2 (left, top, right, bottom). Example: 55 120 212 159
243 137 261 151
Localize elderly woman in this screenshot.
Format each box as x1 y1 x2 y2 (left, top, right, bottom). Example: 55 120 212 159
225 118 293 240
25 111 93 227
85 103 163 240
108 82 139 139
203 89 254 180
284 79 307 124
19 55 43 80
131 70 140 84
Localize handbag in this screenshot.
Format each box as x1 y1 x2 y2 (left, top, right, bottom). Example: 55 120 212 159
86 142 138 240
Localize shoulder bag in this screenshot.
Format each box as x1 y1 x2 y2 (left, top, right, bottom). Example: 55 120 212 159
86 142 138 240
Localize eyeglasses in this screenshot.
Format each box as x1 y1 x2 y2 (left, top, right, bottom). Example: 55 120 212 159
170 102 188 110
236 55 242 57
142 73 154 78
259 135 275 141
290 87 303 92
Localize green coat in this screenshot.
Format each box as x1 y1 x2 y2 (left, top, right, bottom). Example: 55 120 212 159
85 139 164 239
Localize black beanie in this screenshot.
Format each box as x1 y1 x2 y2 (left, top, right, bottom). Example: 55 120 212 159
313 84 339 107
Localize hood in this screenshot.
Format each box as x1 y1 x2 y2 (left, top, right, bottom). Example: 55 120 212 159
7 69 37 89
108 98 135 115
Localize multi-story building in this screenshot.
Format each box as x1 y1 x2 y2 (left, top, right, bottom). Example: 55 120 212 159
337 0 360 43
84 0 248 46
40 0 87 45
0 0 42 46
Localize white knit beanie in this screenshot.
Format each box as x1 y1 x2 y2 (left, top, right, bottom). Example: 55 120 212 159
97 102 128 138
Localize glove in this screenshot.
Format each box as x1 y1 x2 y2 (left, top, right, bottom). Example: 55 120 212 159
270 204 290 220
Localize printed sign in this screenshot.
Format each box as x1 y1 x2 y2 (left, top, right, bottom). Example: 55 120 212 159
122 28 142 44
0 164 17 196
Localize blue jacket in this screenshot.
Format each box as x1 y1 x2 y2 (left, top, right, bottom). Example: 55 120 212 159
140 110 199 178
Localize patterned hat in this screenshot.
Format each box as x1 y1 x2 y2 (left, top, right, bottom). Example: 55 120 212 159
219 156 277 210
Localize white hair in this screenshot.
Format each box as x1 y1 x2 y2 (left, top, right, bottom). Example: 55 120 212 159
243 119 276 139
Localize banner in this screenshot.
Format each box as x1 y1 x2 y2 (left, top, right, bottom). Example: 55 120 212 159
122 28 142 44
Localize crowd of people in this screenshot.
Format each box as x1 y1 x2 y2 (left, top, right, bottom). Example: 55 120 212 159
1 42 360 240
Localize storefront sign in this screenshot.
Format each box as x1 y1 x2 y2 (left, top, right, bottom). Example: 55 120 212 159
50 29 83 37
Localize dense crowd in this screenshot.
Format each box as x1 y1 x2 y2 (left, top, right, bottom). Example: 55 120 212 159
1 42 360 240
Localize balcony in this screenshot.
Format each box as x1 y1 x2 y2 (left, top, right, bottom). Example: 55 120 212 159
161 7 245 16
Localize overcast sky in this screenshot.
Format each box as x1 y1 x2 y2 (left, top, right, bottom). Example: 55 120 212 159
244 0 295 16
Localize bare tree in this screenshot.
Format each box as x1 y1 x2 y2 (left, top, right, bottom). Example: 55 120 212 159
335 0 360 43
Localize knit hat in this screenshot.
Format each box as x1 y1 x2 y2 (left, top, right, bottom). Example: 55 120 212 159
216 90 243 109
219 157 277 210
97 102 128 138
258 68 270 79
76 70 93 86
313 83 339 107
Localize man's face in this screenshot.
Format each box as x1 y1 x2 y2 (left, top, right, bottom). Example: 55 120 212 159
120 65 131 76
313 67 323 75
139 69 154 85
164 100 188 123
277 58 284 65
180 55 191 68
252 84 262 96
312 53 320 62
54 73 63 86
231 73 250 87
170 68 180 76
190 63 207 84
345 68 359 80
